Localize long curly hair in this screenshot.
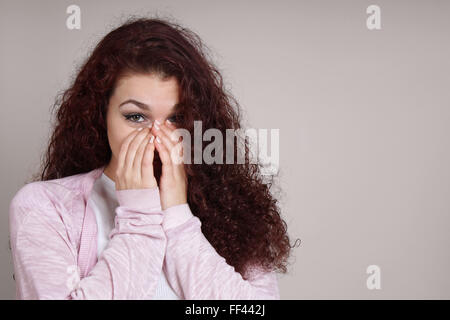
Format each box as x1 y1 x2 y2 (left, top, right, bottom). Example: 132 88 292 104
29 15 299 280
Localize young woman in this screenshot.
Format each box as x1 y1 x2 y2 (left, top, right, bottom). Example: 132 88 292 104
9 16 293 299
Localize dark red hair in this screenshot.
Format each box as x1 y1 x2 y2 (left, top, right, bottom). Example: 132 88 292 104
30 15 299 279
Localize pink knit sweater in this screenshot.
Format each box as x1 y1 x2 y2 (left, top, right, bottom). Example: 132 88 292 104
8 165 280 299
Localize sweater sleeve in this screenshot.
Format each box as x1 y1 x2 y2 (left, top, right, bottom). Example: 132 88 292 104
9 184 166 300
161 203 281 300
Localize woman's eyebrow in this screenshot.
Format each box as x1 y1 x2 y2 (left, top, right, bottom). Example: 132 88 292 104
119 99 152 111
118 99 179 112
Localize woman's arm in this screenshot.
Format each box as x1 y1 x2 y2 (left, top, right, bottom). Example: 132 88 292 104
161 203 281 300
9 184 166 300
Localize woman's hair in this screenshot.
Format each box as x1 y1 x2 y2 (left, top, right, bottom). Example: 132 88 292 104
30 15 298 279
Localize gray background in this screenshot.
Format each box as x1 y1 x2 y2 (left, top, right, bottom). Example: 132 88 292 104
1 0 449 299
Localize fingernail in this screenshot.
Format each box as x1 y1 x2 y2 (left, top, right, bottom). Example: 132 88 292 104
137 127 143 131
156 136 161 143
155 119 161 125
148 123 153 128
149 135 155 143
154 122 160 130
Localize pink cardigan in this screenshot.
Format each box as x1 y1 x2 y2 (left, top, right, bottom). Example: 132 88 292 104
8 165 280 299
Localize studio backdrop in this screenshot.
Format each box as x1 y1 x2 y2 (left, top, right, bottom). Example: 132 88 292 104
1 0 449 299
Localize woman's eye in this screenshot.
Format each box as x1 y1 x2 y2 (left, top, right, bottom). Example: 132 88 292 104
124 113 146 123
167 114 183 124
167 115 177 123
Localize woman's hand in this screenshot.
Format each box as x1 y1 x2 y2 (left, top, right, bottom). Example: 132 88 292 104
151 119 188 210
115 126 157 190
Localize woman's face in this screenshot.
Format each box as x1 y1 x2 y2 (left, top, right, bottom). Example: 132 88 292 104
104 73 180 181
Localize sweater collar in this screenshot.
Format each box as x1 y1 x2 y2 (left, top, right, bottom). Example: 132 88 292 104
82 165 107 196
77 164 107 278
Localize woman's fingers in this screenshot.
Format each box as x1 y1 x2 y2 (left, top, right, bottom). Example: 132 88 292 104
116 127 154 190
153 121 176 148
152 121 175 169
163 123 187 181
152 120 188 210
154 135 173 176
172 141 184 165
117 128 142 171
125 127 151 172
163 119 182 142
154 122 188 186
141 134 157 188
133 128 151 170
153 120 184 164
116 128 144 189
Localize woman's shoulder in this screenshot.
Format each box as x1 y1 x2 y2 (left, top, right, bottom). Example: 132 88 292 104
11 172 89 207
9 169 99 226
